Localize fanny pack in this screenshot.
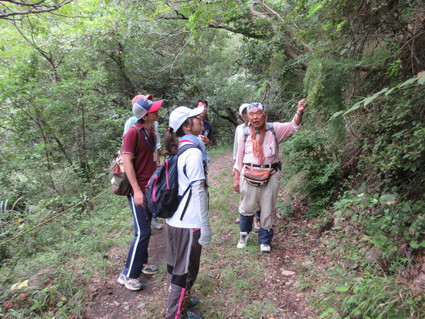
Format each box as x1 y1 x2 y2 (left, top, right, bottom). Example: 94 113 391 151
242 163 280 187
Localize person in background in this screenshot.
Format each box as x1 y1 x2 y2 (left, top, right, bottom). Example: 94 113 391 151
232 103 261 231
124 94 163 231
163 106 212 319
233 99 307 253
118 98 163 291
193 99 215 146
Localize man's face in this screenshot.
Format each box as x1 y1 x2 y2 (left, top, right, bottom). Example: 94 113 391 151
248 109 266 129
145 111 159 123
197 102 207 120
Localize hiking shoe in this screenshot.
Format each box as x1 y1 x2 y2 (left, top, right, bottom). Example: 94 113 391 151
142 263 158 275
151 217 163 230
117 273 143 290
260 244 271 253
187 297 200 308
237 232 249 249
185 310 201 319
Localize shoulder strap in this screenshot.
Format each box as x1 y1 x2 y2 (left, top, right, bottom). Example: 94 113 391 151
130 124 141 156
179 183 193 221
242 122 278 151
177 143 197 156
266 122 278 145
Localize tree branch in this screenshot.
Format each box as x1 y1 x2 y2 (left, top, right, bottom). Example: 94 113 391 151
0 0 73 19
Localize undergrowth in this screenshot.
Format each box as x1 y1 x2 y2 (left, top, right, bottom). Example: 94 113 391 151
299 187 424 319
0 193 128 318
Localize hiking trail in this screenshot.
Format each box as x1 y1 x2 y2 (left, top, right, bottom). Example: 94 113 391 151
85 152 318 319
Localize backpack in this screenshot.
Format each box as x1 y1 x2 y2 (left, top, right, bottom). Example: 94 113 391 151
108 125 141 196
243 122 277 144
145 143 197 219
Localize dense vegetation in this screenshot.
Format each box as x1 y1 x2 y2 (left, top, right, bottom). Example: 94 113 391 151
1 0 424 318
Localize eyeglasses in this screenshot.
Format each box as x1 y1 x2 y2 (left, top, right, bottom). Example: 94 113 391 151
248 111 264 117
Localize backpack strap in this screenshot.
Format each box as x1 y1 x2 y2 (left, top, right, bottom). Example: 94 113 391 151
242 122 277 151
130 124 141 156
179 181 194 221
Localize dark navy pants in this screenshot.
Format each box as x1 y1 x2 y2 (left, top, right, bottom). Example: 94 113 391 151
239 212 273 245
122 194 152 279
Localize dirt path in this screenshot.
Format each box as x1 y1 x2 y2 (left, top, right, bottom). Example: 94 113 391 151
84 152 317 319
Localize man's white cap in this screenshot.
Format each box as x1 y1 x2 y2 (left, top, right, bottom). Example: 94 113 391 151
169 106 204 131
239 103 250 116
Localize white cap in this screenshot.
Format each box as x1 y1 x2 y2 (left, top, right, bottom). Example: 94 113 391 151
239 103 249 116
169 106 204 131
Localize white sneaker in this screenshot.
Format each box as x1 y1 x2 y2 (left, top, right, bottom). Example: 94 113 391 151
117 273 143 290
237 232 249 249
260 244 271 253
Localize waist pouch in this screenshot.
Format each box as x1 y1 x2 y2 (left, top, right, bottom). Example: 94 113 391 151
243 164 276 187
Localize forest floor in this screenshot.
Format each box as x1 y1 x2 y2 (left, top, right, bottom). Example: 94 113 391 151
84 152 321 319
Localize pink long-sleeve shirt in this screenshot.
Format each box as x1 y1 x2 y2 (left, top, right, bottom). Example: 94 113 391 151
233 119 300 173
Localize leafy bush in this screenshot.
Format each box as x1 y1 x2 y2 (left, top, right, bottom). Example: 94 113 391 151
333 187 425 254
280 129 342 217
356 86 425 199
317 270 424 319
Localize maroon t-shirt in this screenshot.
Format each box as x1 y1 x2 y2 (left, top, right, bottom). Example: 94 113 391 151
122 123 157 192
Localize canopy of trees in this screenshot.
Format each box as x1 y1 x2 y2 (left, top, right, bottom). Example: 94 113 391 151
1 0 424 317
1 0 423 202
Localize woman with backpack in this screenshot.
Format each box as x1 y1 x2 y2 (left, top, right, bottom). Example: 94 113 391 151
163 106 212 319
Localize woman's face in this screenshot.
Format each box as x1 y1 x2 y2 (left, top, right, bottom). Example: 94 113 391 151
191 116 204 136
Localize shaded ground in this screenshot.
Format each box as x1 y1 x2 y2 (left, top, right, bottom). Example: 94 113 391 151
84 152 318 319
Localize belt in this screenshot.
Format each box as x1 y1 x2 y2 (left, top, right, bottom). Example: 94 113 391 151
244 162 280 169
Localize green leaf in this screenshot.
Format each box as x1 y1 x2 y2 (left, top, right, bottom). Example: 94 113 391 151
343 101 362 115
322 22 332 31
336 21 346 31
409 240 425 249
379 193 396 205
319 307 335 318
399 76 418 88
364 88 388 106
385 87 396 96
329 110 344 120
335 285 349 292
308 3 323 17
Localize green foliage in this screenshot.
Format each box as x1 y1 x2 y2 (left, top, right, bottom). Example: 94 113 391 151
304 58 348 117
317 272 424 318
281 129 341 217
0 192 127 317
0 0 424 316
353 86 425 198
301 186 424 318
333 188 425 253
